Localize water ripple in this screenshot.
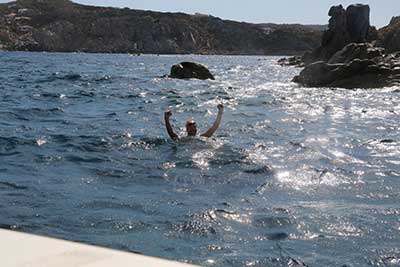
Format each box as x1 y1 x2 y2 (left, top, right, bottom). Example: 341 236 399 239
0 53 398 267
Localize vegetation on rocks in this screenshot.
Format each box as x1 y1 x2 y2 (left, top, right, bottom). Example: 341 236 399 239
0 0 323 55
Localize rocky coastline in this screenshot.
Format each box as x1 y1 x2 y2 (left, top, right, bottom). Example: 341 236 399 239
282 4 400 89
0 0 323 55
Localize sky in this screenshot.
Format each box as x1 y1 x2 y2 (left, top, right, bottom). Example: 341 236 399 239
1 0 399 27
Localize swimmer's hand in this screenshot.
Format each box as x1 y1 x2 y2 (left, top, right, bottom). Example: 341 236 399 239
164 110 172 118
217 104 224 111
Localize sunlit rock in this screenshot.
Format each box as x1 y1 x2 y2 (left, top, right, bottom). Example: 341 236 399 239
377 16 400 53
288 4 400 88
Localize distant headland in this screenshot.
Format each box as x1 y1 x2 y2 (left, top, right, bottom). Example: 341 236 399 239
0 0 324 55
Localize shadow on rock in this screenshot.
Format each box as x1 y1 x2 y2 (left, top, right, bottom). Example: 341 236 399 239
169 61 215 80
280 4 400 89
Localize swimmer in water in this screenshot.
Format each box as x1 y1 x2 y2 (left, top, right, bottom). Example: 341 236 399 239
164 104 224 140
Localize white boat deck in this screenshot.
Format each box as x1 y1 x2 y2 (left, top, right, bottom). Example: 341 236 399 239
0 229 199 267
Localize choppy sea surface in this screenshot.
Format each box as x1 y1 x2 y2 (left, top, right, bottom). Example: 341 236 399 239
0 52 399 266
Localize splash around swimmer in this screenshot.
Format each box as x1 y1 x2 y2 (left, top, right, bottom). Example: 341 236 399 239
164 104 224 140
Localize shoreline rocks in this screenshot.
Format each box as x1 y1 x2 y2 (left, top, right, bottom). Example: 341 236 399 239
377 16 400 53
327 43 384 64
293 42 400 89
282 4 400 89
305 4 375 64
293 57 400 89
277 56 304 67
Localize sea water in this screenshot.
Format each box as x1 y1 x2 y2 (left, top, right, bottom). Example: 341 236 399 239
0 52 399 266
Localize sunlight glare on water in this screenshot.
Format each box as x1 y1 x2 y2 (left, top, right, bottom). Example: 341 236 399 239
0 52 399 266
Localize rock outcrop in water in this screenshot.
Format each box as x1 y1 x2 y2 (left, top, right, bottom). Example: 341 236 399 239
283 4 400 89
301 4 377 64
293 43 400 88
170 62 215 80
0 0 323 55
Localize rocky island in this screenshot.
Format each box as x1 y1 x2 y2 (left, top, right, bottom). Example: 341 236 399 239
0 0 323 55
284 4 400 89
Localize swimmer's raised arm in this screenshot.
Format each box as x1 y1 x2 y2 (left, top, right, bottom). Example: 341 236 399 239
164 110 179 140
201 104 224 138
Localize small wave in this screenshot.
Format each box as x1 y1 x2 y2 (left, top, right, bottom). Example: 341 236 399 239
253 215 293 228
212 209 251 225
0 111 29 122
208 157 244 167
239 257 307 267
34 73 117 87
138 137 169 147
77 90 96 97
0 181 28 190
34 155 62 164
241 164 271 174
0 151 20 156
39 92 65 99
369 256 400 266
93 75 113 82
13 107 64 118
80 216 150 234
50 134 74 143
265 232 289 240
50 134 111 153
36 73 82 83
65 155 109 163
111 135 169 151
36 138 47 146
69 90 96 98
112 93 141 99
79 200 145 213
95 168 129 178
57 73 82 80
174 210 217 236
0 224 16 230
56 134 165 154
380 139 396 144
112 220 150 233
273 167 350 191
0 136 35 152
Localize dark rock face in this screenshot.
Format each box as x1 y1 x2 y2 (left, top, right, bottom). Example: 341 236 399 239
293 43 400 88
279 4 376 68
286 4 400 89
170 62 215 80
390 16 400 25
328 43 384 64
313 4 372 62
277 56 304 67
0 0 323 55
346 4 370 42
319 5 348 60
377 16 400 53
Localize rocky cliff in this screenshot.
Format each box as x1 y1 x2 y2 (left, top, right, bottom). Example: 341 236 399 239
0 0 322 55
377 16 400 53
302 4 378 63
289 4 400 89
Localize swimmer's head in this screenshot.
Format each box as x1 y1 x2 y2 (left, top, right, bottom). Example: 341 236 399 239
185 119 197 136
